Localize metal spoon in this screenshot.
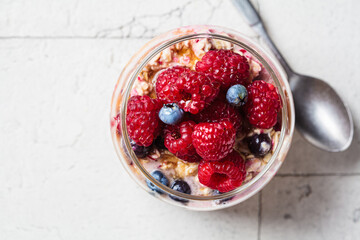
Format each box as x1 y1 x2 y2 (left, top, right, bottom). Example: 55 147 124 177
232 0 353 152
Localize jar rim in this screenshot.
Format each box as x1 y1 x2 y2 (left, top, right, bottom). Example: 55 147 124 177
113 25 295 202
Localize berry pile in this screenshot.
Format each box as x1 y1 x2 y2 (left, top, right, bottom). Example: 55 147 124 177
124 49 282 194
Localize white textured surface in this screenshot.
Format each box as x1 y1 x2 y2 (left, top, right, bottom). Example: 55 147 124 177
0 0 359 239
262 177 360 240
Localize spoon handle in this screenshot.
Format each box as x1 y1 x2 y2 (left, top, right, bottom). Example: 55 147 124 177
231 0 294 77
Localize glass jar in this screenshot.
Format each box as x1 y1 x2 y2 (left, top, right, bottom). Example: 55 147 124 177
110 25 295 210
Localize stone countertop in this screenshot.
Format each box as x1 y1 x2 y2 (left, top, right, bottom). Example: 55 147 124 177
0 0 359 239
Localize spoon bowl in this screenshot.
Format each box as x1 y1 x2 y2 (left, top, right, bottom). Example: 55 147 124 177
290 73 353 151
232 0 354 151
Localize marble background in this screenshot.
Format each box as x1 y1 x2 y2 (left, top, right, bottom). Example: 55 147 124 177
0 0 359 239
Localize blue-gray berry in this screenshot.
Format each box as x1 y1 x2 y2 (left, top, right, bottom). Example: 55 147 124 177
247 133 272 157
159 103 184 125
169 180 191 202
130 139 152 158
226 84 248 107
146 170 169 194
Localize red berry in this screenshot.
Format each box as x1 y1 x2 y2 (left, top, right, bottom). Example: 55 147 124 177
196 49 250 89
126 95 162 147
156 66 190 104
194 99 242 131
246 80 281 129
215 89 227 102
156 66 220 114
164 121 201 162
192 121 236 161
177 71 220 114
198 151 246 192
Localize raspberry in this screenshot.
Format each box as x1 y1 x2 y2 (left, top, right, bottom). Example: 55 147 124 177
194 99 242 131
164 120 201 162
246 80 281 129
178 71 220 114
192 121 236 161
126 95 162 147
156 66 190 103
198 151 246 192
156 67 220 114
215 89 227 102
196 49 250 89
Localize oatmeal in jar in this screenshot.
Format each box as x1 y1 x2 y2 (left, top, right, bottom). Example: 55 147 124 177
115 29 283 204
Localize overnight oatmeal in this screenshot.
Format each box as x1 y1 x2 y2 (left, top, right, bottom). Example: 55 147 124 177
111 26 294 209
115 34 281 200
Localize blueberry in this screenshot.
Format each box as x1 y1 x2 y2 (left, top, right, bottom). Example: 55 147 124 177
169 180 191 202
130 139 152 158
213 190 234 205
159 103 184 125
226 84 248 107
146 170 169 194
247 133 272 157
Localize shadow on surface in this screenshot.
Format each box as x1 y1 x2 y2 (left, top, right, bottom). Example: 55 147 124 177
258 121 360 238
259 170 360 239
280 121 360 174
